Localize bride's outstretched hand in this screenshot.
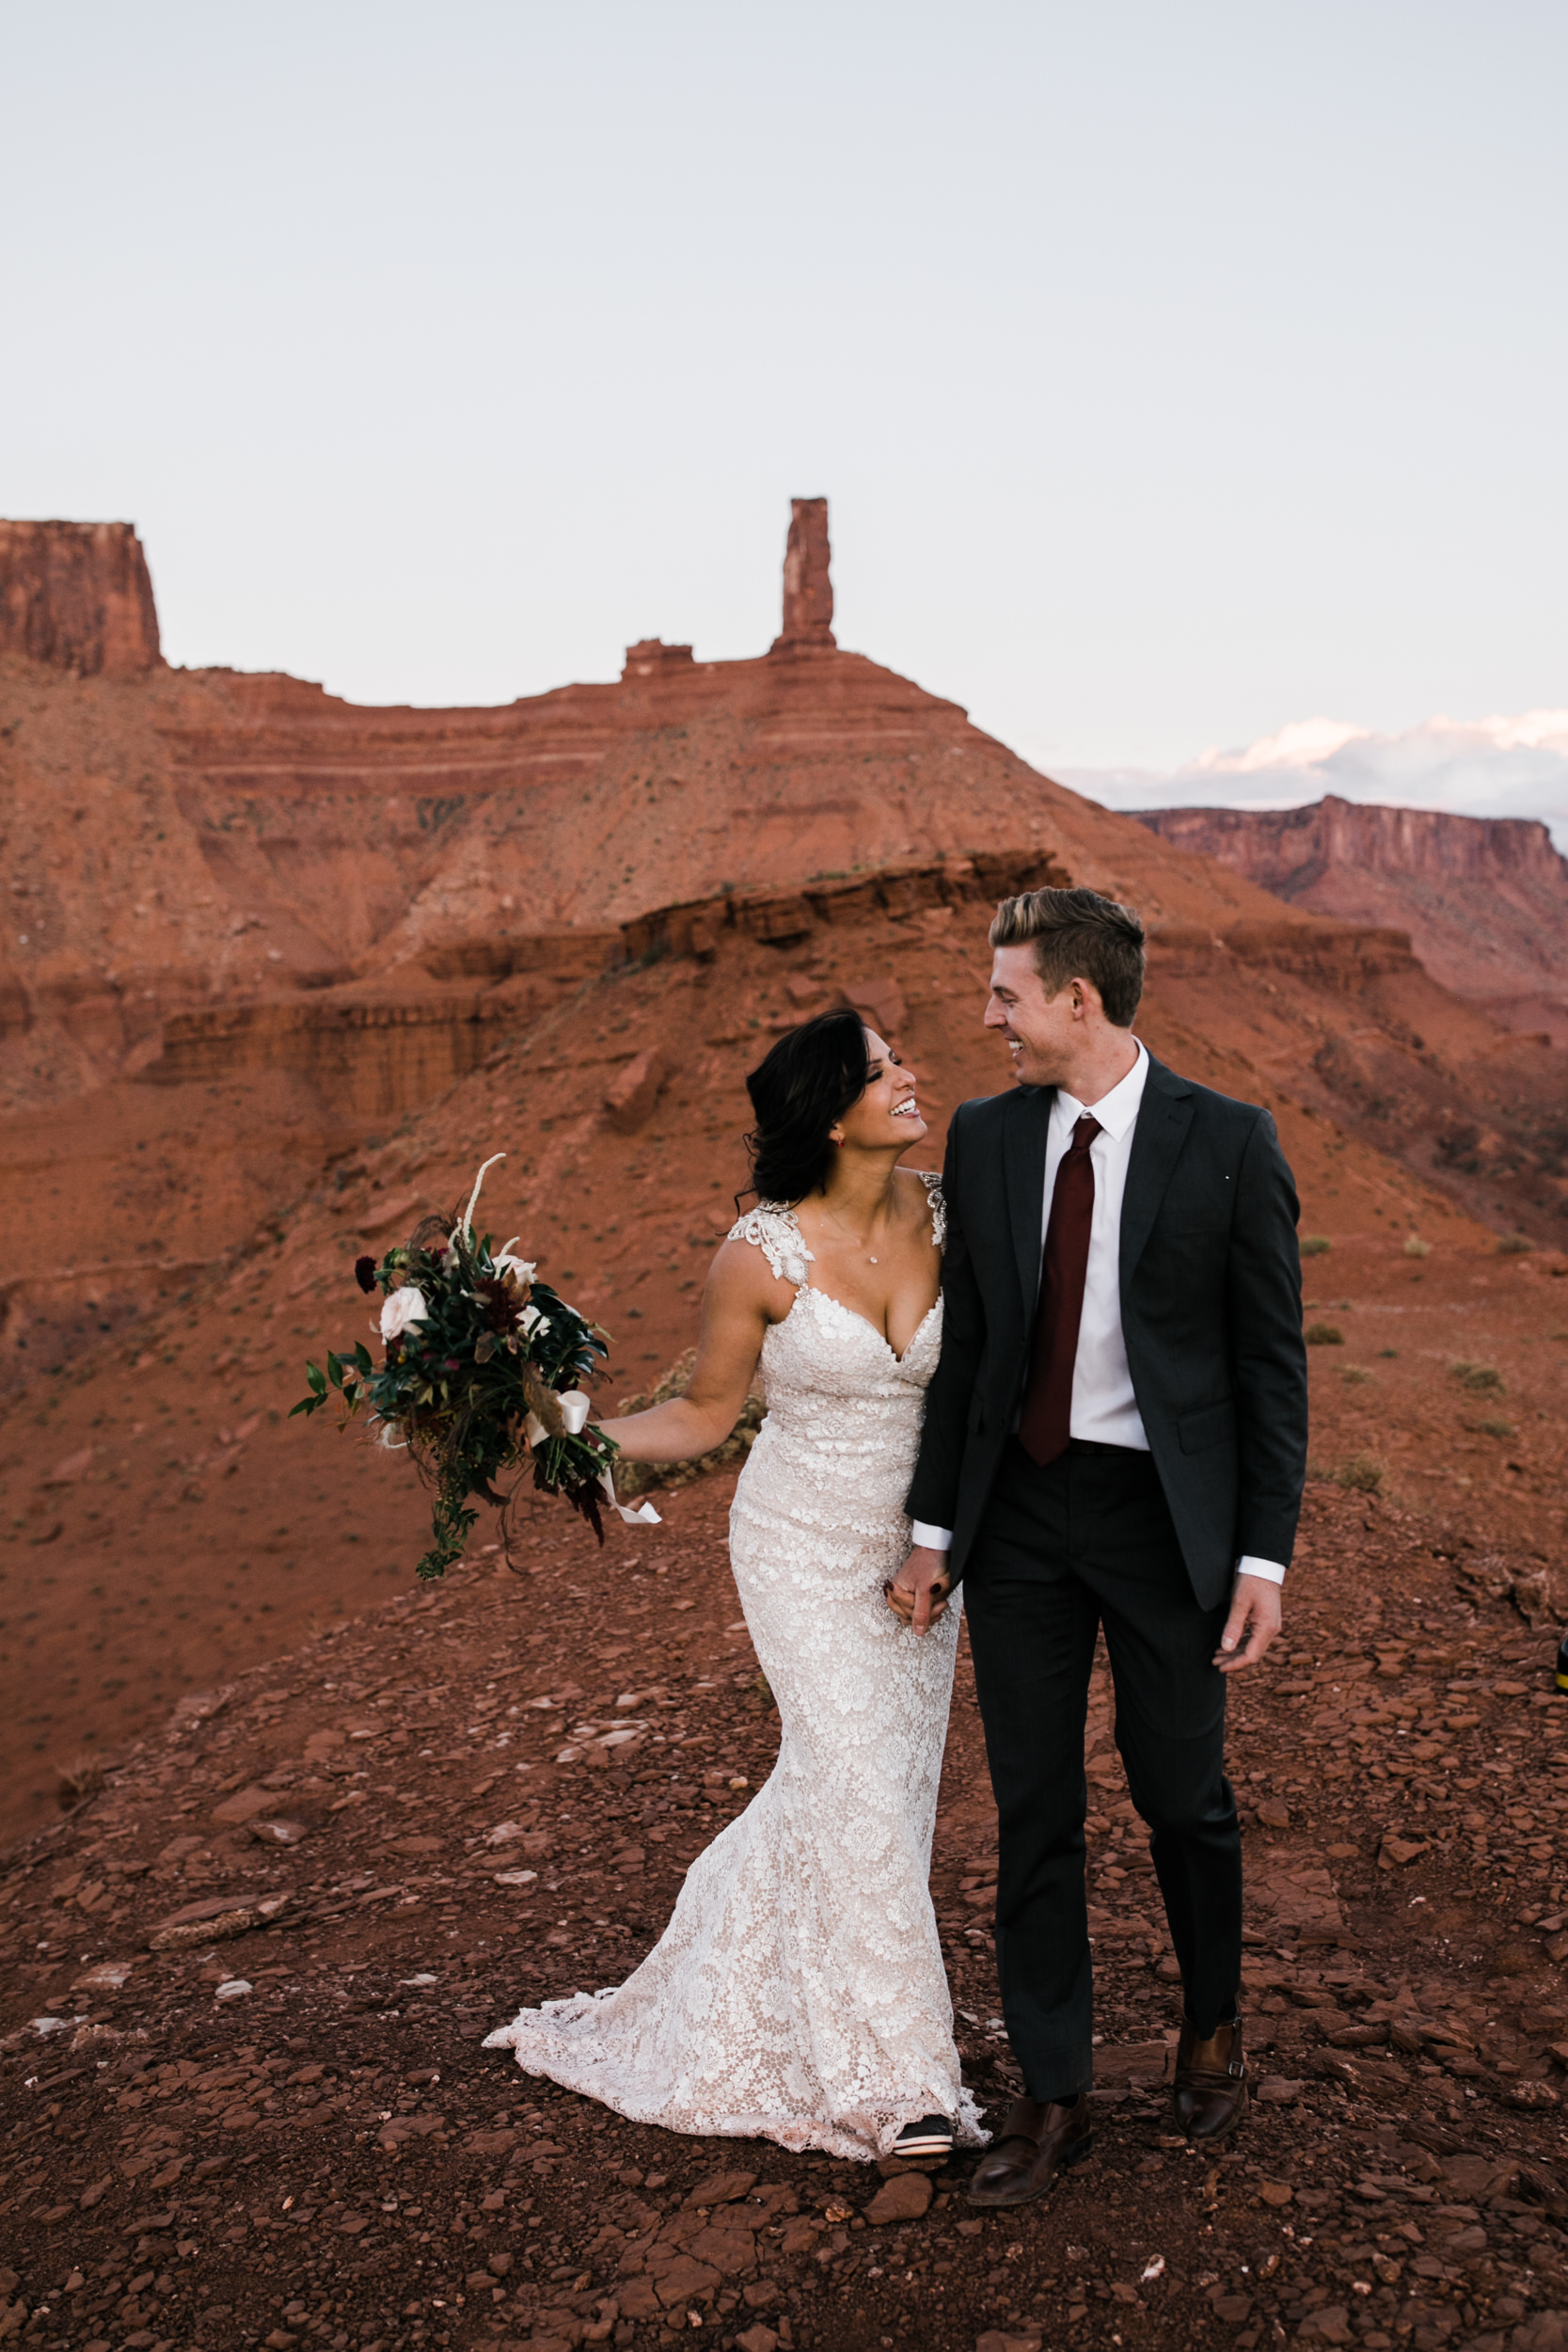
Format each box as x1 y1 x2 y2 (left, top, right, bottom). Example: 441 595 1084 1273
886 1545 951 1635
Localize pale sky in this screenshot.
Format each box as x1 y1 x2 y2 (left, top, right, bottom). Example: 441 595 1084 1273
3 2 1566 818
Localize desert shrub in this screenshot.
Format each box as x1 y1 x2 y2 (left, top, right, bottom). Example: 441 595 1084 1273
1497 1233 1532 1255
1334 1454 1384 1494
1451 1360 1504 1394
1477 1416 1515 1438
1299 1234 1332 1256
613 1346 766 1500
1306 1322 1344 1346
1339 1365 1371 1386
56 1753 104 1810
1402 1233 1431 1258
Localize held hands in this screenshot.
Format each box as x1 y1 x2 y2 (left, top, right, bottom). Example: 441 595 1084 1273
886 1545 953 1636
1212 1571 1282 1675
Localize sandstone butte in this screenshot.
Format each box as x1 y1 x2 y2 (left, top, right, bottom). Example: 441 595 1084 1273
1 496 1567 1840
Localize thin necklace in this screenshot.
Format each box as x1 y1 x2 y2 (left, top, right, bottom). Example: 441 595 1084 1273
819 1198 887 1264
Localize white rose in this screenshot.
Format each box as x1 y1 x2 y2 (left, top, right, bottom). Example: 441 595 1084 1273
521 1302 550 1337
380 1285 429 1343
494 1251 537 1285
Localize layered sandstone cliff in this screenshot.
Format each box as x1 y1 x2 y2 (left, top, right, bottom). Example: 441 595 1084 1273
1137 797 1568 1042
0 501 1280 1117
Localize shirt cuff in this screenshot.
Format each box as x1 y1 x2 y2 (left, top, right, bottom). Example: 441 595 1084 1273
911 1521 954 1553
1236 1555 1287 1587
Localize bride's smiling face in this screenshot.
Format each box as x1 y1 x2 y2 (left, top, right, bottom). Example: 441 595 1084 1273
831 1028 927 1152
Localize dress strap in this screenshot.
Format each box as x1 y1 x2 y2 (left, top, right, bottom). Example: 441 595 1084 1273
918 1169 947 1251
726 1201 815 1289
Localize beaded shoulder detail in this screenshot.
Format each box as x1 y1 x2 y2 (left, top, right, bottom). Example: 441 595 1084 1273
918 1169 946 1251
726 1201 814 1288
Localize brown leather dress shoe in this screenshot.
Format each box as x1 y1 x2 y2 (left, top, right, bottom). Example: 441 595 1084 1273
964 2094 1093 2207
1172 2015 1249 2140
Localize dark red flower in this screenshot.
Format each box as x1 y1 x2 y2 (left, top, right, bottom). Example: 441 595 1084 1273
355 1256 377 1294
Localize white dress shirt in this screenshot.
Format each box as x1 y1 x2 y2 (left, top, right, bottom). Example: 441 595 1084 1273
912 1039 1287 1586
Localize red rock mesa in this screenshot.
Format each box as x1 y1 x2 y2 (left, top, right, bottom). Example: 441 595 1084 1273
0 517 162 675
1137 796 1568 1044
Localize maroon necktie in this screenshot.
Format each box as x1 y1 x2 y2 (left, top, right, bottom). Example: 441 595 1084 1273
1018 1114 1102 1466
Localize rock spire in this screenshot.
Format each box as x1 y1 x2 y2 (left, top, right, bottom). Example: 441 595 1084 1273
770 496 835 653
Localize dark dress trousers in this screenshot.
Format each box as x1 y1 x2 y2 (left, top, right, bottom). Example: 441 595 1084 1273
906 1056 1308 2101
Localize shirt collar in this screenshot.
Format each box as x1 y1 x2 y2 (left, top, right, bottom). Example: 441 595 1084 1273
1053 1039 1148 1144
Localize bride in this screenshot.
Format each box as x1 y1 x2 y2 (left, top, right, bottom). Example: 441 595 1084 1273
484 1007 983 2162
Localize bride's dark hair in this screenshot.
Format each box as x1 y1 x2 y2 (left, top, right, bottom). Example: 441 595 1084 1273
743 1008 873 1205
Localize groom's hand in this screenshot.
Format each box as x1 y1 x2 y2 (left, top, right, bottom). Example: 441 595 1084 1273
1212 1572 1282 1674
887 1546 952 1635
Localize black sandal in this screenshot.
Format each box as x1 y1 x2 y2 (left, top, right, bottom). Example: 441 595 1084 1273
893 2114 954 2157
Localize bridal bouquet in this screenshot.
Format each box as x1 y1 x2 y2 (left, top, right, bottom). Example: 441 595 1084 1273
291 1153 656 1579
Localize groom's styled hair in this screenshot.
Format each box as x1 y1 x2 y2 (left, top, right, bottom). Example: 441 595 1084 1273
990 886 1146 1026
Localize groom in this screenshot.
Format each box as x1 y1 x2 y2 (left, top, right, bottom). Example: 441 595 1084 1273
892 884 1307 2205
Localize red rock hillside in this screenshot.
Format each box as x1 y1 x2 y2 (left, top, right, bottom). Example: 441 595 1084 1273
5 498 1568 1840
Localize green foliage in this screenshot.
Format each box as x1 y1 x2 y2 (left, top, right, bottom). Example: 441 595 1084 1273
1305 1322 1344 1346
1451 1359 1504 1394
1299 1234 1332 1257
293 1218 615 1580
1334 1453 1384 1494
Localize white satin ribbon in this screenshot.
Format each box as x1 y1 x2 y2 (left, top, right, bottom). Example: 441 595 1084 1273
600 1470 662 1527
523 1390 662 1525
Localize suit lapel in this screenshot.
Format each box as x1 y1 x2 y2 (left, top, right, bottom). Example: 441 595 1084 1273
1119 1056 1195 1289
1004 1085 1054 1312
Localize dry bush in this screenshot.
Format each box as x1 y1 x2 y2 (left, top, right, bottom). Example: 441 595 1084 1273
1333 1454 1384 1494
1306 1322 1344 1346
613 1347 767 1502
1339 1365 1372 1386
1299 1235 1332 1257
1402 1233 1432 1258
56 1752 104 1811
1497 1233 1532 1255
1452 1359 1505 1393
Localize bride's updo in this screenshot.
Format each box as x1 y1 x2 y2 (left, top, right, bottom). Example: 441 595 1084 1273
743 1008 873 1205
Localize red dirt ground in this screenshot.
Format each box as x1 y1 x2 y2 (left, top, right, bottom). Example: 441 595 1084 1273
2 1450 1565 2352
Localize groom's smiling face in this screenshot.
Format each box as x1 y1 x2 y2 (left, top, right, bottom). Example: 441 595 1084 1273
986 945 1096 1089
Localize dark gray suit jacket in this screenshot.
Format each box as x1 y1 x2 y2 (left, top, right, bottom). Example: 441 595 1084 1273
906 1056 1308 1610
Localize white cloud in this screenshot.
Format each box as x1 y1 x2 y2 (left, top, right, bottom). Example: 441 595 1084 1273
1056 710 1568 849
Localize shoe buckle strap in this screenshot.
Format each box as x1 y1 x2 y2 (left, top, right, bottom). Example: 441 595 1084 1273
1227 2057 1246 2079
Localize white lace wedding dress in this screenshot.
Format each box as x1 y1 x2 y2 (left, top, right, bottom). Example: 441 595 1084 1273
484 1178 983 2161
